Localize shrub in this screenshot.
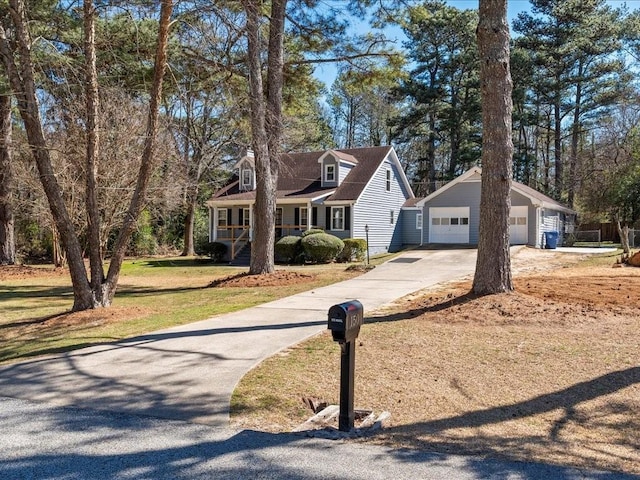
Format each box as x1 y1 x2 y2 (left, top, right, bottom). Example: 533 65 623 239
275 235 302 263
337 238 367 262
198 241 227 262
301 233 344 263
300 228 324 238
129 210 157 256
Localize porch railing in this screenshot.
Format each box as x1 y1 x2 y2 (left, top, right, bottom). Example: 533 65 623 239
216 224 250 260
231 229 249 259
216 223 314 259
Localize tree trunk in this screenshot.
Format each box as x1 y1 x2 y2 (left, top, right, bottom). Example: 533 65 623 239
181 188 197 256
0 0 94 310
0 91 14 265
553 85 563 199
244 0 286 275
103 0 174 300
567 60 584 209
84 0 105 292
617 220 630 256
472 0 514 296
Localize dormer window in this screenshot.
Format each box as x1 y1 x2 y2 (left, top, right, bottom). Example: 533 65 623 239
325 164 335 182
242 168 252 188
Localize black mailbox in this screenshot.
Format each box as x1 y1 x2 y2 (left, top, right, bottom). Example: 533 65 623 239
328 300 364 343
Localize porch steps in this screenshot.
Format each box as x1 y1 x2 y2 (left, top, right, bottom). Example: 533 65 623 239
230 243 251 267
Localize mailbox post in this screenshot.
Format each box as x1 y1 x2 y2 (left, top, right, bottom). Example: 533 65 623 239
327 300 364 432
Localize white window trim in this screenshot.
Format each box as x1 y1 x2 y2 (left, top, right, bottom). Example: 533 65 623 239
218 208 228 228
331 206 344 231
300 207 308 228
416 213 423 230
325 164 336 182
241 168 252 187
386 168 391 192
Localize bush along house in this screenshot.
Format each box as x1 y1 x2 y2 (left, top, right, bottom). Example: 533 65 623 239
206 146 415 262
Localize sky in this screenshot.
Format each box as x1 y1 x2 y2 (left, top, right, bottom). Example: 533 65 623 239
314 0 639 89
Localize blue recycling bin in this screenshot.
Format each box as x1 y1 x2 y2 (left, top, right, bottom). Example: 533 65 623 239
544 231 559 249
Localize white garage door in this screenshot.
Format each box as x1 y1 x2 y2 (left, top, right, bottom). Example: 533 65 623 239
510 206 528 245
429 207 470 244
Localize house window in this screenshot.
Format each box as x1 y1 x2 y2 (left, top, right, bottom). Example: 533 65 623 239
300 207 308 228
218 208 227 228
416 213 423 229
275 208 283 226
386 169 391 192
242 169 252 187
331 207 344 230
390 210 395 224
243 208 250 227
325 164 335 182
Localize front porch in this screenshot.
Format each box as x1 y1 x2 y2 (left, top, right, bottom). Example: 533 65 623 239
210 204 321 261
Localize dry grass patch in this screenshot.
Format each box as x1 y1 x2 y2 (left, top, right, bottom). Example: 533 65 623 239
231 263 640 475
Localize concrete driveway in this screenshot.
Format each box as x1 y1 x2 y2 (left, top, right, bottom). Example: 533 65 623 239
0 248 480 426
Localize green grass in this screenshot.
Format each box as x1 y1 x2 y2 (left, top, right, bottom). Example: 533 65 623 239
0 255 393 364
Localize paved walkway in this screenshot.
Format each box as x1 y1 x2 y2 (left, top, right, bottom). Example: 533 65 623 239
1 246 635 479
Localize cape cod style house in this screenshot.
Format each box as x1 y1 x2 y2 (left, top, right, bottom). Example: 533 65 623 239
206 146 415 261
208 150 576 262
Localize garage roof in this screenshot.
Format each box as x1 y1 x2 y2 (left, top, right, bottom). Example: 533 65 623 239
413 167 576 215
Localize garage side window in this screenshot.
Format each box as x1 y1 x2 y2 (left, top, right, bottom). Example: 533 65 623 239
416 213 423 229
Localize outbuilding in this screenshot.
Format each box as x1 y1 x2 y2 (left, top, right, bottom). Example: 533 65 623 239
402 167 577 248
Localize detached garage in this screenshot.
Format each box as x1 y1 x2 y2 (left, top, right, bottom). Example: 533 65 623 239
405 167 576 248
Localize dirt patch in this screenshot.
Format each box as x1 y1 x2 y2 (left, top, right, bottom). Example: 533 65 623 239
0 265 68 281
232 261 640 475
208 271 315 288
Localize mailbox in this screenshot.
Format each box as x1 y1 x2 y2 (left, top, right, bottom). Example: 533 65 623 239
328 300 364 343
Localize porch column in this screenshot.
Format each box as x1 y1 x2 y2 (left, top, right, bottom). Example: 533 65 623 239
212 208 218 242
307 201 312 230
249 203 254 241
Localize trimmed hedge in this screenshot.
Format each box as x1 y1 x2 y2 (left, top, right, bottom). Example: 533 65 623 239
301 228 324 238
301 233 344 263
337 238 367 262
198 241 227 262
275 235 302 263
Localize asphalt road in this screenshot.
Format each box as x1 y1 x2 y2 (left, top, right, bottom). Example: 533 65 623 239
1 247 635 479
2 396 636 480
